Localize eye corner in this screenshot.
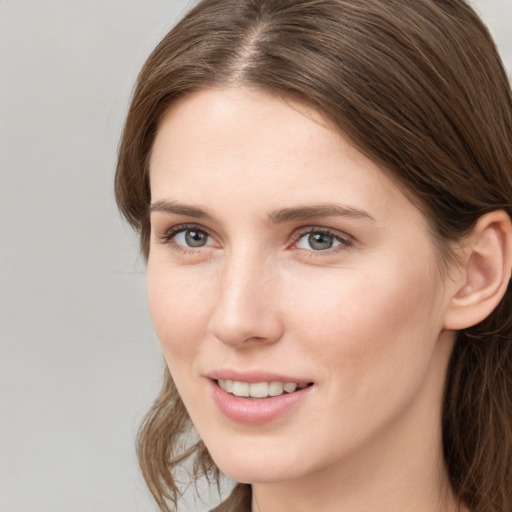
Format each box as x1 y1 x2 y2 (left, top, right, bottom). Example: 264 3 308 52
152 222 218 254
290 226 353 254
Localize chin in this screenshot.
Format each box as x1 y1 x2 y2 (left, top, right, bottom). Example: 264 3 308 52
202 435 316 485
217 460 303 485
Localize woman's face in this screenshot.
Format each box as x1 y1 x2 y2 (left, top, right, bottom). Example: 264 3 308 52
147 87 457 485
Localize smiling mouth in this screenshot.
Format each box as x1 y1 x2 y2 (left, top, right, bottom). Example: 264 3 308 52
216 379 314 399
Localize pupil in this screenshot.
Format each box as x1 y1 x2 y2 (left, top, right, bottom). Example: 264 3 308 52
185 230 207 247
308 232 333 250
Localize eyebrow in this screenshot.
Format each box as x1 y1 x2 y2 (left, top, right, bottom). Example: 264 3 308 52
149 200 216 220
149 200 375 223
268 204 375 224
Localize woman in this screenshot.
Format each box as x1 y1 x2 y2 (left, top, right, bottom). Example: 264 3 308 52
115 1 512 511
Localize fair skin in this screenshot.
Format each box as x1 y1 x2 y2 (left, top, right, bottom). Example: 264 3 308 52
147 86 510 512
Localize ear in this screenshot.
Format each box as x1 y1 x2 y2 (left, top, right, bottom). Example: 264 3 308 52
443 210 512 330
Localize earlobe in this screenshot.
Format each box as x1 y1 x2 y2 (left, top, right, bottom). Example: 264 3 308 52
443 210 512 331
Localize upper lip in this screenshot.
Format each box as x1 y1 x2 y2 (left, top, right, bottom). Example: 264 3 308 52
206 369 313 384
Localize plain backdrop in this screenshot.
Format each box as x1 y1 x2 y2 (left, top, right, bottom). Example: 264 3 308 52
1 1 511 511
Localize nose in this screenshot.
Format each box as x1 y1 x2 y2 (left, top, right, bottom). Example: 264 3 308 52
207 249 284 349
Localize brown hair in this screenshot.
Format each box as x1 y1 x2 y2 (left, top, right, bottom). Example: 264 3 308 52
115 1 512 510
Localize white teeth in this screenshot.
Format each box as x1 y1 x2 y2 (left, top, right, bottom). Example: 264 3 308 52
232 381 249 397
218 379 308 398
283 382 297 393
249 382 268 398
268 381 285 396
218 379 233 393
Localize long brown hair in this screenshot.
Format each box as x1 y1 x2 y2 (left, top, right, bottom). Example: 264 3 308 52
115 1 512 510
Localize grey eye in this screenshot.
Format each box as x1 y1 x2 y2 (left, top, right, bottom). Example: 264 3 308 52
172 229 210 247
307 232 335 250
296 230 346 251
184 230 208 247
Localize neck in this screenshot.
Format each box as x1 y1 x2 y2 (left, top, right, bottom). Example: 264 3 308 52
251 424 460 512
251 334 464 512
252 455 461 512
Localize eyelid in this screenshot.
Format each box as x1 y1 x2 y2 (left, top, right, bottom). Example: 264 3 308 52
155 222 353 256
158 223 216 250
290 226 353 253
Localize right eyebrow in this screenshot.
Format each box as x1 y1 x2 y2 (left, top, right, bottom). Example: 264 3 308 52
267 203 375 224
149 200 216 221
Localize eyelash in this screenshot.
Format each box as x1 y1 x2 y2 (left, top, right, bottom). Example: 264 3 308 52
158 223 212 254
291 228 353 256
158 223 353 255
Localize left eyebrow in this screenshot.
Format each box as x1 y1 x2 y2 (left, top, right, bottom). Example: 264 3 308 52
149 199 216 221
268 203 375 224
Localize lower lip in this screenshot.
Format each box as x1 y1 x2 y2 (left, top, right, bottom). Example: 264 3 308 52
209 380 313 425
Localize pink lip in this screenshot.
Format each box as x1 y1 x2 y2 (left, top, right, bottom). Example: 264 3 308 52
206 369 312 385
207 375 314 426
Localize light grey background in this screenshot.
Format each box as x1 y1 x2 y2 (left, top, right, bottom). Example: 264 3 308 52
1 1 511 511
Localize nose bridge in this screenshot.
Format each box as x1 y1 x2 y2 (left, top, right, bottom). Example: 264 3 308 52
208 244 282 347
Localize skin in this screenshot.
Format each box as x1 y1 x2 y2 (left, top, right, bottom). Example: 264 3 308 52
147 86 468 512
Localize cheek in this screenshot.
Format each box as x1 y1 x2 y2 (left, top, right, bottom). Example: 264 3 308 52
147 262 215 364
287 261 438 340
285 258 443 394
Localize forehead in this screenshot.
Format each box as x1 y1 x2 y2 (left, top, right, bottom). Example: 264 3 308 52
151 86 343 178
149 86 426 230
